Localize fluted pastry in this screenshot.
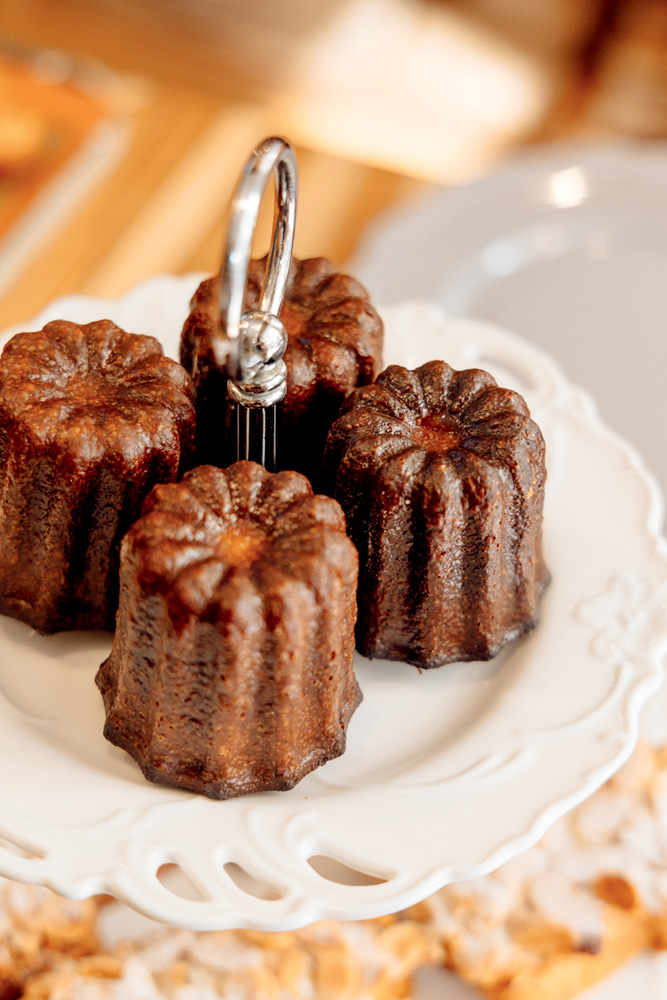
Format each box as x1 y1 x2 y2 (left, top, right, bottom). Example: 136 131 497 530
0 319 194 633
96 461 361 798
326 360 548 667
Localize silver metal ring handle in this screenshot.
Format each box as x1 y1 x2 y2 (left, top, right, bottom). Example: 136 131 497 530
215 136 298 385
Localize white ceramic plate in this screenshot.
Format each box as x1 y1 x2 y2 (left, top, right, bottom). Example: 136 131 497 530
0 278 665 931
351 142 667 499
351 143 667 1000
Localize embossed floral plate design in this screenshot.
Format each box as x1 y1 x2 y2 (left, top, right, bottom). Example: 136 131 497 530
0 278 665 931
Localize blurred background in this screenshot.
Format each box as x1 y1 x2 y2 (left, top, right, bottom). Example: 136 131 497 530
0 0 665 329
2 5 667 998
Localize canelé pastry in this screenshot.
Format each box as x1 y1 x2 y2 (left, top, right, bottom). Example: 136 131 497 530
96 461 361 799
180 256 383 488
0 319 195 633
325 360 548 667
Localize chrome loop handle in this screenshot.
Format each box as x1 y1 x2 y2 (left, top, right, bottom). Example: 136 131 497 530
215 136 298 400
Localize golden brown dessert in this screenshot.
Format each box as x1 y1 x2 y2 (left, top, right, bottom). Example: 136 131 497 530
20 913 442 1000
180 256 383 489
96 461 361 799
325 360 548 667
0 53 120 255
0 874 97 1000
0 319 195 633
406 742 667 1000
0 53 110 181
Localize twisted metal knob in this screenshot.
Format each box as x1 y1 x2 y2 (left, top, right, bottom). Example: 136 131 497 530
214 136 297 410
226 311 288 408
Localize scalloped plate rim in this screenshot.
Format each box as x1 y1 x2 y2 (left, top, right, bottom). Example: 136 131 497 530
0 280 664 930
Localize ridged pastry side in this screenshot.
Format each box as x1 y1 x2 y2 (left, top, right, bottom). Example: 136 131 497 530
0 319 195 633
180 256 383 489
96 462 361 799
326 361 549 667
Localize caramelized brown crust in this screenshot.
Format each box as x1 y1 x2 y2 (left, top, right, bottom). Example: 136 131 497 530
325 361 549 667
180 257 383 488
96 461 361 799
0 319 195 633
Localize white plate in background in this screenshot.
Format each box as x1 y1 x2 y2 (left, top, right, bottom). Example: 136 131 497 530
352 142 667 502
352 144 667 1000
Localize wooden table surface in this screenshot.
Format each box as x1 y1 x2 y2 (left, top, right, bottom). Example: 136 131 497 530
0 0 604 333
0 72 431 332
0 91 432 332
